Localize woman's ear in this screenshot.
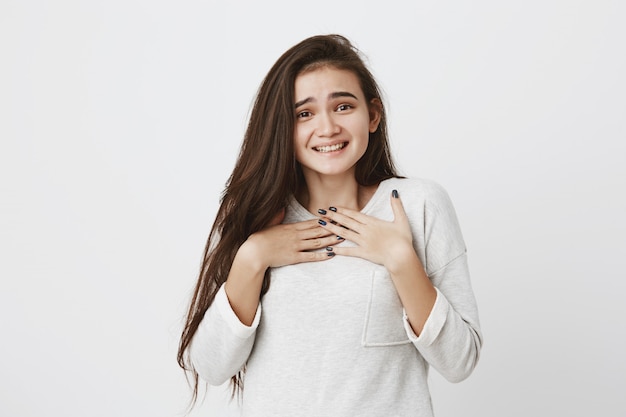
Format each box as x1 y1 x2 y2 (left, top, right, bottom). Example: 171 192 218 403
368 98 383 133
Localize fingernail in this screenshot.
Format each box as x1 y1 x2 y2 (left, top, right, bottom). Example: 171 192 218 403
318 208 327 215
326 246 333 251
392 189 399 198
327 251 335 257
329 206 337 212
318 219 327 226
337 235 344 240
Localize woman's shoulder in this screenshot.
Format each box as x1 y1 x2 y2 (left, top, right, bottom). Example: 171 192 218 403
380 177 452 202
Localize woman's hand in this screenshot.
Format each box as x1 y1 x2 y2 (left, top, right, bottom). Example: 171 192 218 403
318 190 437 335
225 208 341 325
317 190 415 273
239 208 340 272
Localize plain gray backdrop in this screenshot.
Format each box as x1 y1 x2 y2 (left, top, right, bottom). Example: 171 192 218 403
1 0 625 416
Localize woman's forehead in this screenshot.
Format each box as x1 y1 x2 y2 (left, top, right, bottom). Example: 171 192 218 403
294 67 363 100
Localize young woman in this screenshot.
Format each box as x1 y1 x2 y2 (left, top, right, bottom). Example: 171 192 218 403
178 34 482 416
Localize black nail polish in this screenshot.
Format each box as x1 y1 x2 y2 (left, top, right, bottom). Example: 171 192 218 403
318 219 327 226
392 189 399 198
318 209 327 215
337 235 344 240
327 251 335 257
329 206 337 212
326 246 333 251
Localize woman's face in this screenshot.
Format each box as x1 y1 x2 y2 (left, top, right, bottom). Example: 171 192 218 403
293 66 380 180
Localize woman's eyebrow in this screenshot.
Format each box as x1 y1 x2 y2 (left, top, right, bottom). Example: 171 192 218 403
295 97 313 108
295 91 359 108
329 91 358 101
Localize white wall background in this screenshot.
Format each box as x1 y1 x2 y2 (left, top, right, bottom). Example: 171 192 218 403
1 0 625 416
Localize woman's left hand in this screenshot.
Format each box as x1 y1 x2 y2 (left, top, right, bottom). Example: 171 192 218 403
322 190 436 335
318 190 416 271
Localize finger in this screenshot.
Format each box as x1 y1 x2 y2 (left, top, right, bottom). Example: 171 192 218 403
296 250 337 263
298 225 334 240
317 219 359 242
293 218 327 231
319 208 366 233
390 189 408 223
325 206 370 224
317 234 345 248
300 231 345 251
296 234 331 251
279 218 329 232
332 246 361 258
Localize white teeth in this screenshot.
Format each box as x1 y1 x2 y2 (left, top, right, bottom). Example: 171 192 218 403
315 142 346 153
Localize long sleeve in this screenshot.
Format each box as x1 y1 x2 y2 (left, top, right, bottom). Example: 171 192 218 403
403 180 482 382
188 284 261 385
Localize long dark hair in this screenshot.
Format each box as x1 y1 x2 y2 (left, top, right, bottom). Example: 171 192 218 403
178 34 399 404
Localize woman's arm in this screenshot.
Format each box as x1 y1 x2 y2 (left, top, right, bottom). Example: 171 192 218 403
188 283 260 385
225 213 342 325
319 181 482 382
384 243 437 336
319 190 438 334
189 214 342 384
406 252 481 383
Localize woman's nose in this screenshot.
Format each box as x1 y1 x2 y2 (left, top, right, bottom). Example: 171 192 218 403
315 112 340 137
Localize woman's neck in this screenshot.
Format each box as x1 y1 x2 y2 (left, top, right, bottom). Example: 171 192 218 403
297 171 378 214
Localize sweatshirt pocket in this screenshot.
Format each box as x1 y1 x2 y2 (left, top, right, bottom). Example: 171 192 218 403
361 269 411 347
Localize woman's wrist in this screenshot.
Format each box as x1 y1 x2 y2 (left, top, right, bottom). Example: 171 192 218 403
233 238 269 279
383 242 422 275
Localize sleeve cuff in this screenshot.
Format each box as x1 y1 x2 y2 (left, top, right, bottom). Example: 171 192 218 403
403 287 449 346
214 283 261 339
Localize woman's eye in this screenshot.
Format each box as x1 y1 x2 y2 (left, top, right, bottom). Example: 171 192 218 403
337 104 352 112
297 111 311 119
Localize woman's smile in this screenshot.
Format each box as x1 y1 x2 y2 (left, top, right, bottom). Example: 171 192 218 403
313 141 348 153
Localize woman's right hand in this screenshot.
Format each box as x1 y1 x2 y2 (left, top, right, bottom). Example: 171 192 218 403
238 209 340 271
224 209 339 325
